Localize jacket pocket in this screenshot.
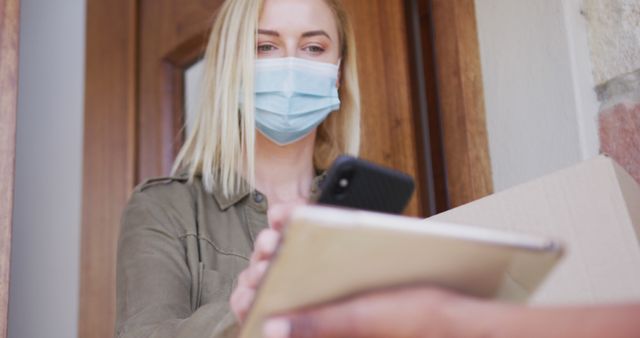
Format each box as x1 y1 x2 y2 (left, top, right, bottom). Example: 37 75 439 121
199 265 235 306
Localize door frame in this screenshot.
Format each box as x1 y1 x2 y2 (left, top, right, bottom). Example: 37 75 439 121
0 0 21 337
406 0 493 210
79 0 493 336
79 0 137 336
428 0 493 207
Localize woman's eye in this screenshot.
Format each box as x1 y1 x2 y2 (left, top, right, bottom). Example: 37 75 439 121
257 44 276 53
304 45 325 54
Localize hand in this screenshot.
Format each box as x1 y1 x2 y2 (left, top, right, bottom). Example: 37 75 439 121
267 201 304 231
230 202 304 322
230 228 280 322
261 287 640 338
262 287 477 338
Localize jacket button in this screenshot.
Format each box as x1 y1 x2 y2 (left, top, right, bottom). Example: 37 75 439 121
254 192 264 203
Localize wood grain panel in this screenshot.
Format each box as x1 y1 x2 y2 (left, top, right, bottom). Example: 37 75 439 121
405 0 450 215
0 1 20 336
138 0 426 216
343 0 424 216
137 0 222 181
431 0 493 207
81 1 438 335
78 0 137 337
138 0 428 216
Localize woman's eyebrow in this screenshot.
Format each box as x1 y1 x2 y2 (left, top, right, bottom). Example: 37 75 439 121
258 29 280 37
301 30 331 40
257 29 331 40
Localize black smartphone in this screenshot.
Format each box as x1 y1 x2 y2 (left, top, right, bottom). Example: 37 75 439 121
315 155 415 214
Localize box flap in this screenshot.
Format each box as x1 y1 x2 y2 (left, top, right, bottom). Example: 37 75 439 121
612 160 640 243
430 155 640 304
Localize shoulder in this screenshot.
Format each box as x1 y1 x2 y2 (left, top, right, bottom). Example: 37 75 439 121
132 174 193 205
135 173 191 195
122 174 204 232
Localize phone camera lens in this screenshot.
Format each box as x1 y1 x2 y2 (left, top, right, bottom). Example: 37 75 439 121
338 178 349 188
331 168 355 200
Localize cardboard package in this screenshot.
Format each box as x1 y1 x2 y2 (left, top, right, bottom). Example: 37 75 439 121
239 206 563 338
431 155 640 304
240 155 638 337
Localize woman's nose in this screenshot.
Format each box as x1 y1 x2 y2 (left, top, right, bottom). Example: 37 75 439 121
282 40 299 58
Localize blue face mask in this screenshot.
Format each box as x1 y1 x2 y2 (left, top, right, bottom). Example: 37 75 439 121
253 57 341 145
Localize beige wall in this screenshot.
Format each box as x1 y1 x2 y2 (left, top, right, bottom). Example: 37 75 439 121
474 0 600 191
8 0 86 337
474 0 639 191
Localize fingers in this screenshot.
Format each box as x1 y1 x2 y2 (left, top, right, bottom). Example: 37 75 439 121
251 228 280 264
231 229 281 323
289 303 366 338
238 260 269 289
230 284 254 322
263 292 383 338
263 301 365 338
231 261 269 322
268 201 305 232
262 287 463 338
267 203 289 232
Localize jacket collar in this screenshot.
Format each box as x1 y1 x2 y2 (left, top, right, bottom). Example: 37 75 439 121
210 171 327 210
212 184 251 210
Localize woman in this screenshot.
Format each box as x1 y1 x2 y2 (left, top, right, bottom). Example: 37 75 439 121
115 0 359 337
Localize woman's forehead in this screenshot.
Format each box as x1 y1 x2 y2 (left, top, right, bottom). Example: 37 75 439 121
259 0 339 39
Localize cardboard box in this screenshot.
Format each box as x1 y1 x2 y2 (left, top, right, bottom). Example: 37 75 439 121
430 155 640 304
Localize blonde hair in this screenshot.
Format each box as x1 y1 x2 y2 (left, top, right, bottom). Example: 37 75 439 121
172 0 360 197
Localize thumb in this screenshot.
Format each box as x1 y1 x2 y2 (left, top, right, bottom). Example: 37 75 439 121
261 287 446 338
262 304 370 338
267 201 305 232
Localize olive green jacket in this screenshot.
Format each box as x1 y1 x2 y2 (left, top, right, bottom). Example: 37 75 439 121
116 173 323 338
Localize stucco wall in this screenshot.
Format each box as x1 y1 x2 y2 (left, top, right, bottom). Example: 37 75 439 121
583 0 640 185
583 0 640 85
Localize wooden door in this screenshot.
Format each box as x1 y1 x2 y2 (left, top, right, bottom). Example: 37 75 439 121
136 1 223 182
81 0 492 337
0 1 20 337
135 0 426 215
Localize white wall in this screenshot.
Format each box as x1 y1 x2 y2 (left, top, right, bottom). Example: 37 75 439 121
475 0 600 191
8 0 86 337
185 59 205 135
